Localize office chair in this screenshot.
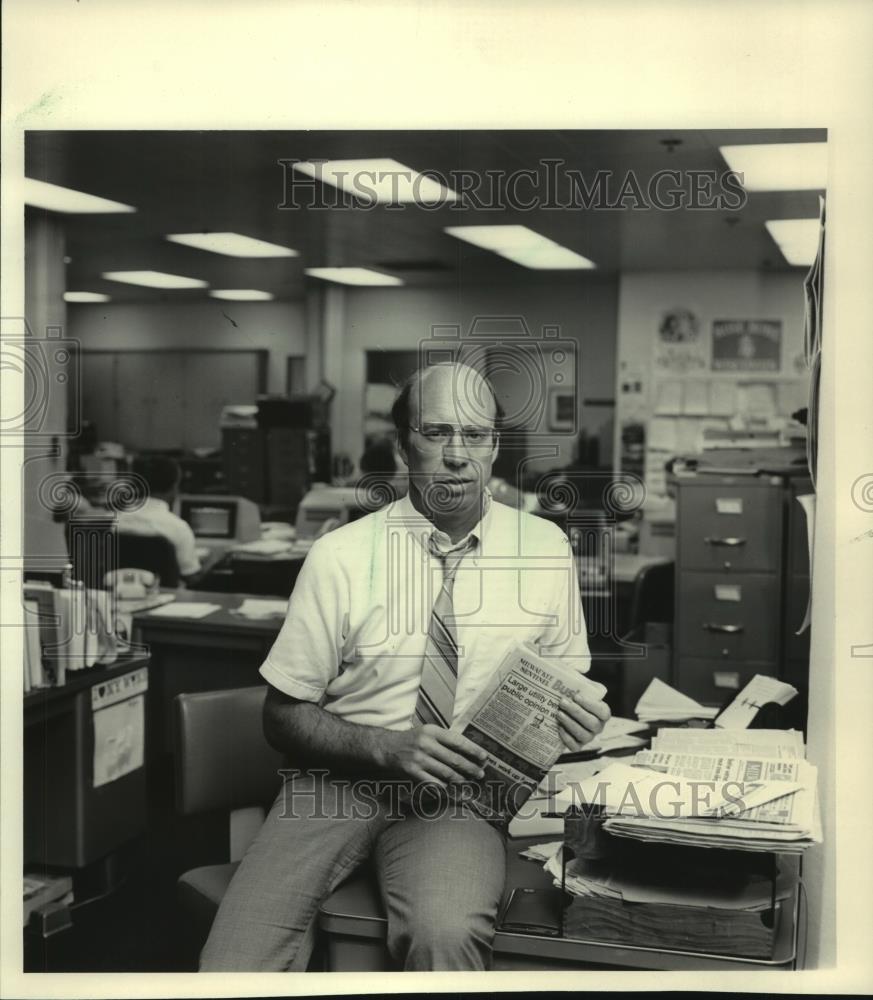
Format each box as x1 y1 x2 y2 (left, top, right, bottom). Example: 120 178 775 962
612 560 674 718
66 515 116 590
173 686 286 960
173 686 391 970
626 559 674 632
117 532 181 588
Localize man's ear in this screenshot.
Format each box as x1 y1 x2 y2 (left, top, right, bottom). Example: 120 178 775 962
490 433 500 466
396 433 409 469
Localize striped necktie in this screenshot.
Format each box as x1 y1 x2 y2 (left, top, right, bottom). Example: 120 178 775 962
413 534 478 728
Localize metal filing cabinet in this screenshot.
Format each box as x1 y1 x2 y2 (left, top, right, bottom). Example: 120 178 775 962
673 473 810 706
222 427 267 503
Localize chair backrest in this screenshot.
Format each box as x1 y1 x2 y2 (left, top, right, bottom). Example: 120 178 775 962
66 515 116 589
118 531 181 587
627 560 675 632
173 686 286 817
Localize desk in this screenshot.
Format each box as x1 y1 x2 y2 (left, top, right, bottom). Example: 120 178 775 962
197 552 306 597
319 835 799 971
24 653 151 869
133 591 283 757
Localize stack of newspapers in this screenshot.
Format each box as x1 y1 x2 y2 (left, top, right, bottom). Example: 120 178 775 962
635 678 719 723
600 727 822 853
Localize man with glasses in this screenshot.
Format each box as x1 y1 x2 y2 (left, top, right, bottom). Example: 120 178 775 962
201 362 609 972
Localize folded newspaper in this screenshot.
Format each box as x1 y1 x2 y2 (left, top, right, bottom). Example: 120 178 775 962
449 643 607 821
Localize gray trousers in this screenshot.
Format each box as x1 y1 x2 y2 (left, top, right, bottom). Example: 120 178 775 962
199 771 507 971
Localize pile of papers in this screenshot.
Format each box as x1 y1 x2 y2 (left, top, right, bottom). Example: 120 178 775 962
144 601 221 620
232 598 288 620
714 674 798 729
523 840 792 909
576 715 648 755
601 728 822 853
231 538 294 557
635 678 719 722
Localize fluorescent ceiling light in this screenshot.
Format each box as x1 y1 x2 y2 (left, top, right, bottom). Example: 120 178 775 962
102 270 208 289
719 143 827 192
445 225 596 270
305 267 403 287
209 289 274 301
63 292 110 303
764 219 821 266
166 232 298 257
24 178 136 213
294 158 457 205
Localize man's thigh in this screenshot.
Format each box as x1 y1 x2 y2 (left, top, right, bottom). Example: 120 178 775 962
373 802 507 970
200 769 389 972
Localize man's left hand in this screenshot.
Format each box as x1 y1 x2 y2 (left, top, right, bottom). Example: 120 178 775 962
557 691 611 752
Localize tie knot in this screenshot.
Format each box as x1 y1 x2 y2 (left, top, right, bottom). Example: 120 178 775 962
429 534 477 583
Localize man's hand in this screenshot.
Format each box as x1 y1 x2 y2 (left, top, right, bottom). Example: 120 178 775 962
380 725 488 787
557 691 611 752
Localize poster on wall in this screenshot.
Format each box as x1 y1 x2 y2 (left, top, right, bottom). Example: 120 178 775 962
653 307 708 375
711 320 782 372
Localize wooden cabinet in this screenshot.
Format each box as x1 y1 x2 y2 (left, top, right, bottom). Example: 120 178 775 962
674 473 812 707
81 349 266 451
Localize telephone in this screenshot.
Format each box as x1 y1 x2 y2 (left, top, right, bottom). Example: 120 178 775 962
103 567 160 601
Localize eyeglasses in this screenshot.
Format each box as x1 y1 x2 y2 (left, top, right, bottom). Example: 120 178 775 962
409 423 497 449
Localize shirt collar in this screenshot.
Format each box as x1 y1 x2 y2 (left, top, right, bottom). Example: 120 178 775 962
141 497 170 512
392 487 493 555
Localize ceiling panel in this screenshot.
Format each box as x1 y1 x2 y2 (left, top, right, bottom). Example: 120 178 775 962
24 128 827 302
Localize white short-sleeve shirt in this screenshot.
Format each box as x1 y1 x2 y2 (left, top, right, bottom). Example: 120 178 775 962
115 497 201 577
260 493 590 731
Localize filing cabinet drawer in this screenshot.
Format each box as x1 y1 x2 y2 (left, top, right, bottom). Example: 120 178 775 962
677 481 782 572
675 658 776 707
677 572 780 662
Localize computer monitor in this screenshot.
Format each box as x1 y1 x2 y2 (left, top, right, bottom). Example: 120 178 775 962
295 486 369 539
176 494 260 547
182 501 237 539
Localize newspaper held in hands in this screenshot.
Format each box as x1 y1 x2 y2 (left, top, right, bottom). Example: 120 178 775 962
449 643 607 822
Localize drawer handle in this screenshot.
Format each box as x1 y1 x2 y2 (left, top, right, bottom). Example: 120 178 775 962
702 622 744 634
704 536 747 547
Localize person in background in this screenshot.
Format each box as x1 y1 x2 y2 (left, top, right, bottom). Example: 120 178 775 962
116 455 201 579
357 435 407 507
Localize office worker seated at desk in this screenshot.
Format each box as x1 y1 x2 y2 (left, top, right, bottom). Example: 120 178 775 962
115 455 202 580
200 363 609 972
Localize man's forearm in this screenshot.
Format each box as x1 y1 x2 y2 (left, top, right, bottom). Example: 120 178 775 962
264 696 394 777
263 691 489 785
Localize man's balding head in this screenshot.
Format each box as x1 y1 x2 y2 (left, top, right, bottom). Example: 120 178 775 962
391 362 502 451
392 362 502 540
